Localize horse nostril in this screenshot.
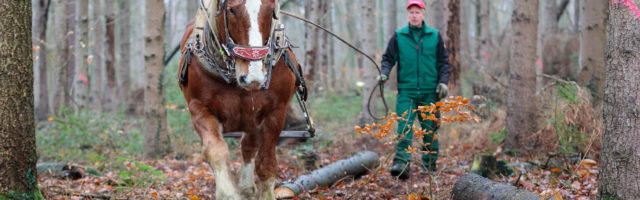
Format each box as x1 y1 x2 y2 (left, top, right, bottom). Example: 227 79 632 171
239 76 248 85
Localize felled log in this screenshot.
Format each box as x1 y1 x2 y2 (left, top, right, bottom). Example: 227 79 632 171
37 163 85 180
452 173 545 200
274 151 379 199
469 153 513 178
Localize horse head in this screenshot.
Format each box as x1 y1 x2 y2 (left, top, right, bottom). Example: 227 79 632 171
211 0 277 90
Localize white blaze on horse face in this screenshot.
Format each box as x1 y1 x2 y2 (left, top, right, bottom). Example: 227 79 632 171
245 0 267 86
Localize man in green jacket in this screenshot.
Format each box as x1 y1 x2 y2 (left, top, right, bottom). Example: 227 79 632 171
378 0 450 180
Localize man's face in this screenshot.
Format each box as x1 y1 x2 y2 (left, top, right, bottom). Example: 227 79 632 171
407 6 424 27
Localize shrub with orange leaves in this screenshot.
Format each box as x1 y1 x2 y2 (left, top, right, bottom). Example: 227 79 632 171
355 96 479 158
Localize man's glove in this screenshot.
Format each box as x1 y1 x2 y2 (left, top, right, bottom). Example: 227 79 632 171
376 74 388 82
436 83 448 100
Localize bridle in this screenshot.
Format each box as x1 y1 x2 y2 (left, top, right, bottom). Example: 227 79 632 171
197 0 285 89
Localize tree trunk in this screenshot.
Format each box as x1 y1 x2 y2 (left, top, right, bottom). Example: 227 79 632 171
90 0 104 112
303 1 318 86
425 0 447 33
274 151 379 199
74 0 89 109
104 0 117 113
452 173 543 200
187 0 197 19
446 0 461 95
358 0 378 125
505 0 539 153
144 0 171 158
598 1 640 198
53 0 68 114
118 0 133 112
33 0 50 121
66 0 76 108
0 1 42 198
385 0 398 89
479 0 492 67
577 0 607 109
537 0 557 90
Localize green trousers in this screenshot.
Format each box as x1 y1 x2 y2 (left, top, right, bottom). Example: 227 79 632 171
393 91 439 170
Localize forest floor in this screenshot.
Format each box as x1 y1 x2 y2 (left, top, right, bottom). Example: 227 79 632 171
37 85 600 199
38 120 599 200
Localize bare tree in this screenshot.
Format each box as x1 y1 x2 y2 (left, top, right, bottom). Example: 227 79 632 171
118 0 132 109
537 0 557 90
358 0 378 125
577 0 607 109
74 0 89 109
32 0 50 120
104 0 117 112
384 0 398 89
0 1 43 198
598 1 640 198
144 0 171 158
505 0 539 153
52 0 68 114
90 0 104 112
66 0 76 107
446 0 461 95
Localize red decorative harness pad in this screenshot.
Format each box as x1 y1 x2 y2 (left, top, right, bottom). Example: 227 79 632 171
232 46 270 61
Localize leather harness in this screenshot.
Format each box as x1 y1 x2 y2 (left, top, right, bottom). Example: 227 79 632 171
179 0 314 134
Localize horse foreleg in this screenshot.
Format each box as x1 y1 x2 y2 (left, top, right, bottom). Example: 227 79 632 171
238 132 259 198
255 112 286 200
188 101 240 200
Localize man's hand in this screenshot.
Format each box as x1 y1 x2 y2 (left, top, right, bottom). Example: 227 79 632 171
376 74 388 82
436 83 448 100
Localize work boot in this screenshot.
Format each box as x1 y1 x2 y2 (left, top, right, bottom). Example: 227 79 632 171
390 164 410 180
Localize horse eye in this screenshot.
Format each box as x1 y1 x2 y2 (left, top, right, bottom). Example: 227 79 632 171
229 8 235 15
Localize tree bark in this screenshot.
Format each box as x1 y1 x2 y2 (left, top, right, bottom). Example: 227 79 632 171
90 0 104 112
446 0 461 95
33 0 50 121
577 0 607 109
144 0 171 158
104 0 117 113
0 1 42 198
385 0 398 89
358 0 378 125
53 0 68 114
118 0 133 112
187 0 197 19
274 151 379 199
537 0 557 90
66 0 76 108
479 0 493 67
505 0 539 153
425 0 447 33
303 1 318 85
74 0 89 109
452 173 543 200
598 1 640 198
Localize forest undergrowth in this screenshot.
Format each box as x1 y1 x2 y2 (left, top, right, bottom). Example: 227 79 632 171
36 78 601 199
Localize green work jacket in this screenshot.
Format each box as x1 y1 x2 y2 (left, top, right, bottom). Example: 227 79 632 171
381 22 450 92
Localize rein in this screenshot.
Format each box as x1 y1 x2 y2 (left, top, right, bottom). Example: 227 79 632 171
279 11 390 121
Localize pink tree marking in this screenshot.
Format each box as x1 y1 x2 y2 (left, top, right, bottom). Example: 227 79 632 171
614 0 640 20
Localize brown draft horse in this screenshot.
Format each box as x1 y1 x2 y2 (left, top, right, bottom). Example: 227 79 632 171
178 0 298 199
